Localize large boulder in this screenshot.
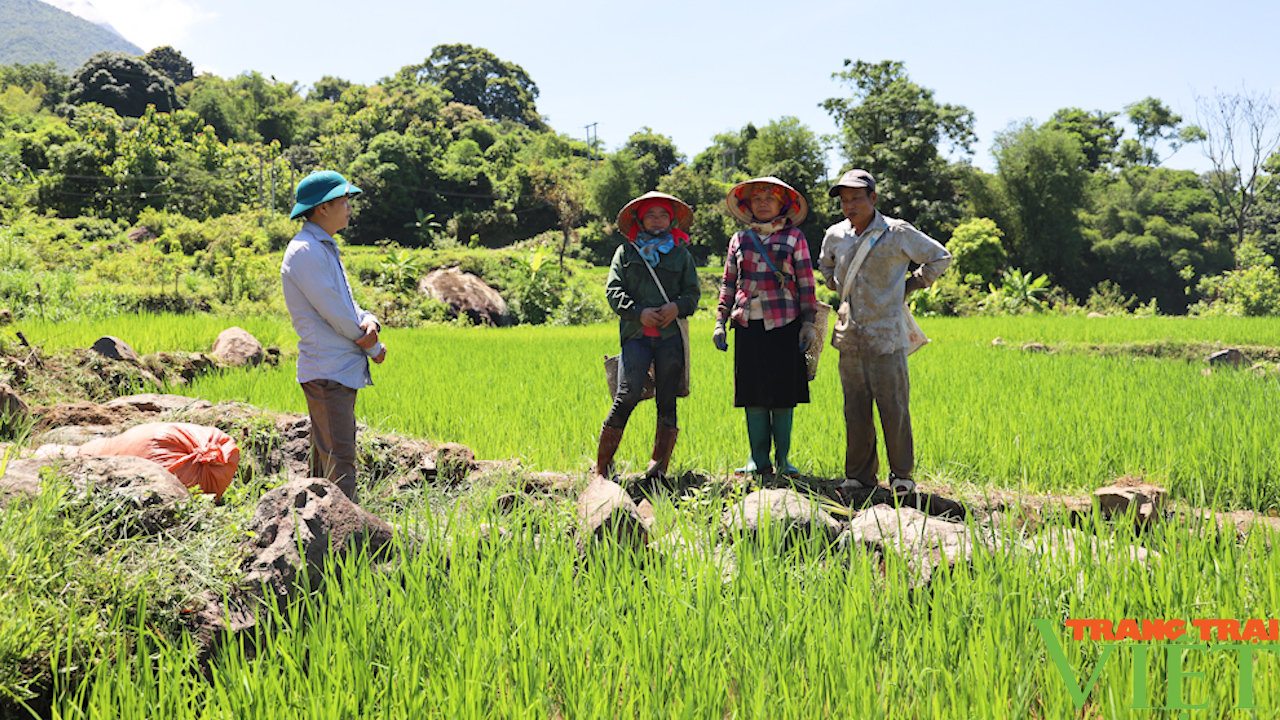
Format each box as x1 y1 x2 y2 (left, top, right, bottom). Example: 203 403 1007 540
239 477 397 601
839 504 987 588
211 327 265 367
1208 348 1245 368
91 335 139 361
418 267 511 326
0 455 195 533
722 488 844 547
68 455 191 507
576 478 648 549
1094 479 1166 526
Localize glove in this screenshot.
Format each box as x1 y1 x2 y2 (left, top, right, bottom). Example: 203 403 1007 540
712 320 728 352
799 321 819 352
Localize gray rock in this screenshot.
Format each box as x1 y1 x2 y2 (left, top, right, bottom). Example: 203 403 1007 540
68 455 191 508
576 478 648 549
32 424 117 446
418 267 511 327
840 504 987 587
1093 480 1166 526
211 327 265 367
91 336 139 361
105 393 213 414
1021 342 1049 353
0 458 44 505
435 442 477 484
722 488 844 546
1208 348 1245 368
649 529 737 583
239 477 397 601
1027 527 1158 564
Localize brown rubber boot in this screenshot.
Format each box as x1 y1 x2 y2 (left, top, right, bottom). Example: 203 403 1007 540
595 424 625 480
644 426 680 480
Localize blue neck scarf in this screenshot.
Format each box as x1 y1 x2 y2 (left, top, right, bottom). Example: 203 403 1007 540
634 231 675 265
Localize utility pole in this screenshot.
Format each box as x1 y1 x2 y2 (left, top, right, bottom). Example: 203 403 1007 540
584 123 598 169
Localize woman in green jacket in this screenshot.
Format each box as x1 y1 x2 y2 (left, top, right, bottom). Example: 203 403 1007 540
596 192 701 481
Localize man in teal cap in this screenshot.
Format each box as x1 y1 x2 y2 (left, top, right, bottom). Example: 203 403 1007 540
281 170 386 503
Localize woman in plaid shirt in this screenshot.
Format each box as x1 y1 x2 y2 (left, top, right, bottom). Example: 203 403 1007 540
713 177 821 477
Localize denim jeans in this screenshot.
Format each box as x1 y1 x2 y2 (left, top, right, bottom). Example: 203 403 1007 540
605 333 684 430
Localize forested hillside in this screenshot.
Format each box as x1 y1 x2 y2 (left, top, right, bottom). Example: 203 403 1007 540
0 0 141 69
2 43 1279 319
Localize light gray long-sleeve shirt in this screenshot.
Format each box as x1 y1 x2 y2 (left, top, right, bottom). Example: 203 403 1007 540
280 221 383 389
818 211 951 357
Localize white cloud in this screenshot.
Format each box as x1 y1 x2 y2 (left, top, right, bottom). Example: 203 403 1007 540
86 0 216 51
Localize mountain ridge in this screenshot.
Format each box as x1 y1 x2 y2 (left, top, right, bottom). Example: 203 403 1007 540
0 0 143 71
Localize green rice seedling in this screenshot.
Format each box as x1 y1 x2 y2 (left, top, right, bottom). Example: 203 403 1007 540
168 316 1280 508
43 499 1280 718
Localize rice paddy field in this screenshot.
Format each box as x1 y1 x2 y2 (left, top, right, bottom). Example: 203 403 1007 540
10 313 1280 718
20 313 1280 507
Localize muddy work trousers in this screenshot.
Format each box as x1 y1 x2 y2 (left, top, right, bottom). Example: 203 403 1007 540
301 378 360 503
605 333 683 431
837 348 913 483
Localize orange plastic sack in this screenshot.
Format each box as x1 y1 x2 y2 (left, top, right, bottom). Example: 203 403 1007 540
79 422 241 499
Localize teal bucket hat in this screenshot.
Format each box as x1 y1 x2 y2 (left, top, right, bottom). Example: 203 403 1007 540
290 170 362 220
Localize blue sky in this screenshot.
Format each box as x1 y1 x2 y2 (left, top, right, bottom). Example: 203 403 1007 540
63 0 1279 174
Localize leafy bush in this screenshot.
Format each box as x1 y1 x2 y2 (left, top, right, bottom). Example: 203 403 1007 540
948 217 1006 285
551 280 607 325
982 268 1051 314
1191 241 1280 317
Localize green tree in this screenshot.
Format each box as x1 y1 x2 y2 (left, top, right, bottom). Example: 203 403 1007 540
822 59 975 238
183 75 254 141
622 127 683 193
692 124 755 180
1192 240 1280 316
528 161 587 269
992 121 1090 294
948 217 1006 285
0 61 70 109
1120 96 1203 167
308 75 352 103
656 165 735 263
586 149 640 229
403 44 543 128
745 116 827 190
140 46 194 86
67 51 178 117
345 131 445 245
1087 165 1227 312
1043 108 1121 172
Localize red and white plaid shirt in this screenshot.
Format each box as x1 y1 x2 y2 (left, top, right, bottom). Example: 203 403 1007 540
717 227 818 330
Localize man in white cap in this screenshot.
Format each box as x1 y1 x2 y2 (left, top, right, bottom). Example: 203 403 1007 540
281 170 386 503
818 169 951 498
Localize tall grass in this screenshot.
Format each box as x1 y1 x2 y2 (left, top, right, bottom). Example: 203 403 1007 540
45 507 1280 719
14 314 1280 504
165 317 1280 507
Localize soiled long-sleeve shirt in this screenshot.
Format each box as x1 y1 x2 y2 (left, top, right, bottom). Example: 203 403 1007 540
281 221 383 389
818 211 951 357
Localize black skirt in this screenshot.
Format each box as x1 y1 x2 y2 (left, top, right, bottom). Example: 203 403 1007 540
733 319 810 408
